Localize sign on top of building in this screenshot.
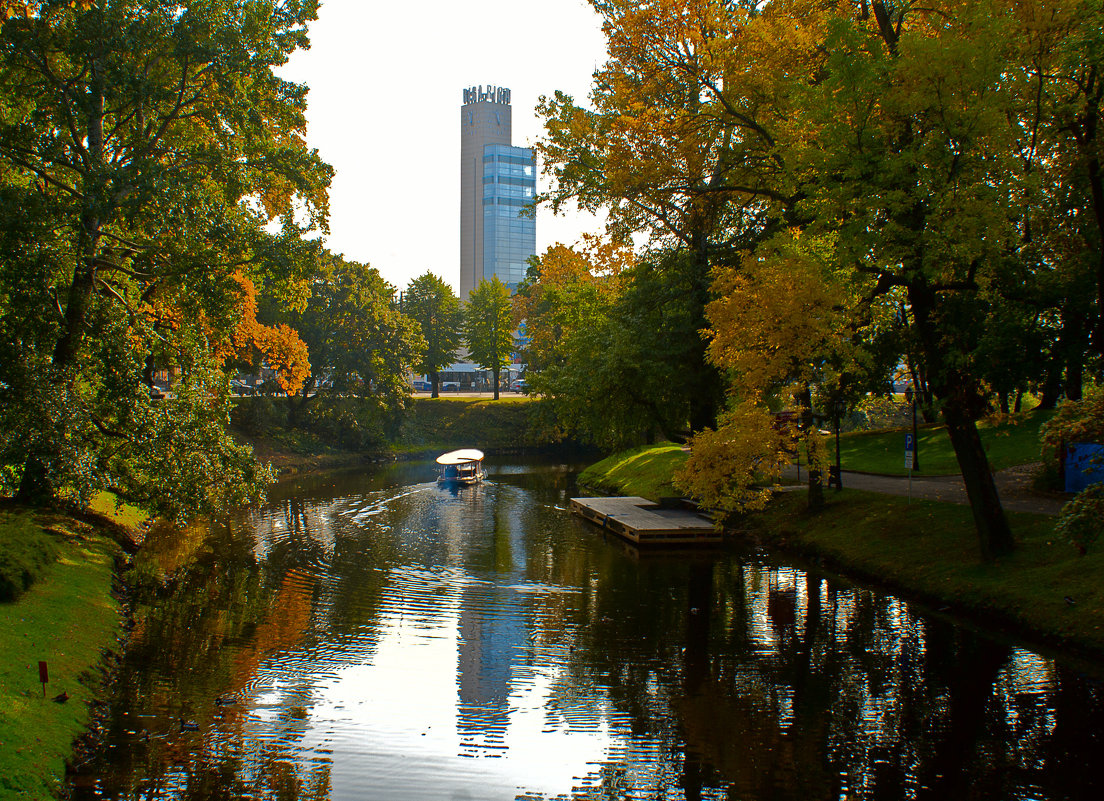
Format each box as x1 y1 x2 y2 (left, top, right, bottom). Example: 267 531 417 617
463 85 511 105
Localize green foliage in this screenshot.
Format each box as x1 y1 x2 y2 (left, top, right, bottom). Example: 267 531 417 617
0 0 330 520
0 510 59 601
231 395 290 437
402 272 462 393
275 254 423 407
1055 482 1104 553
397 397 550 451
296 397 397 452
1042 389 1104 551
463 277 515 396
517 245 722 448
1041 388 1104 458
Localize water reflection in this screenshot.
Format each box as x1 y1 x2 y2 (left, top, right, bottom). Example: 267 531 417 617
70 458 1104 800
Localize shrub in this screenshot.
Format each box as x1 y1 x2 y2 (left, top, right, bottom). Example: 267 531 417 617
1055 482 1104 554
0 513 60 602
1041 388 1104 461
298 397 393 451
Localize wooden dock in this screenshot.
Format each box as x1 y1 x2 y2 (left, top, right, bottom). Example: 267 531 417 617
570 497 722 546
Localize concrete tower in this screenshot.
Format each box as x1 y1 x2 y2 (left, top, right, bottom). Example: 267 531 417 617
459 85 535 301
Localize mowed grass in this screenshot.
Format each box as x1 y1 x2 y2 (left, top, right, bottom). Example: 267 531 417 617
577 443 689 500
88 491 149 535
0 509 122 800
834 408 1055 476
750 490 1101 654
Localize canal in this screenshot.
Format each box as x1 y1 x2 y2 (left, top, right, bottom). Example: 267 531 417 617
69 456 1104 800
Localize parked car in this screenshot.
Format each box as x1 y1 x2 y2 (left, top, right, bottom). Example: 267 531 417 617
441 381 460 392
510 379 528 393
231 379 254 396
412 380 431 392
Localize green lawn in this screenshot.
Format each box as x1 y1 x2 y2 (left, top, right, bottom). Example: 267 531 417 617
577 443 689 500
0 509 122 800
89 491 150 534
834 408 1055 476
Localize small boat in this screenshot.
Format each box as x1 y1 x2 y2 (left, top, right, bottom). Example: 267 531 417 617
436 448 486 485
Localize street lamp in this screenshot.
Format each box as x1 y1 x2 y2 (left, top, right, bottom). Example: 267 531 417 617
905 384 921 472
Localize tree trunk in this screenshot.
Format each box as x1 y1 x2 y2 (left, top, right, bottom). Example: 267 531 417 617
492 366 500 400
14 459 53 505
909 279 1012 559
1083 96 1104 357
798 385 824 511
942 402 1014 560
431 370 440 399
287 379 317 427
19 51 107 505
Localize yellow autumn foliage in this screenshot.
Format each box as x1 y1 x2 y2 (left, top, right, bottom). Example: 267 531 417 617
675 402 798 516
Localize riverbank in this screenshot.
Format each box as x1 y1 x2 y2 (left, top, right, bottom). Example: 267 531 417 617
0 504 130 800
577 443 1104 661
231 395 562 475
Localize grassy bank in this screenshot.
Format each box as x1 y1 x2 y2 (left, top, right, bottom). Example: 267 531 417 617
576 423 1104 659
233 395 565 472
397 396 549 452
836 407 1054 475
747 490 1103 657
577 443 689 499
0 507 124 799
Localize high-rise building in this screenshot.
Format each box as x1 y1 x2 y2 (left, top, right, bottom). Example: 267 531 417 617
459 85 536 300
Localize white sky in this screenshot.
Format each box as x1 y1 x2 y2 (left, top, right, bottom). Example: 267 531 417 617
281 0 610 294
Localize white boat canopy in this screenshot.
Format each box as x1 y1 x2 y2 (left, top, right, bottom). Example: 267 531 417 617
435 448 485 465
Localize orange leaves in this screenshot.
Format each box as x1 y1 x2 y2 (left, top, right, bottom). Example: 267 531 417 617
228 272 310 395
253 323 310 395
139 271 311 395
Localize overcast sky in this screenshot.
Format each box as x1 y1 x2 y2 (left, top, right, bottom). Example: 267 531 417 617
281 0 610 294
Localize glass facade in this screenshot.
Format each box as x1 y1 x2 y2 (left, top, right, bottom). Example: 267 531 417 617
481 144 536 292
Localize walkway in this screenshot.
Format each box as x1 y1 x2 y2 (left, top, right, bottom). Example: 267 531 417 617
784 462 1067 516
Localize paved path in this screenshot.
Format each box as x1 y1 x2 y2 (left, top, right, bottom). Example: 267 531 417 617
784 462 1067 516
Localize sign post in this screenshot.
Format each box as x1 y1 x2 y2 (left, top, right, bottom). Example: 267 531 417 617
905 433 915 504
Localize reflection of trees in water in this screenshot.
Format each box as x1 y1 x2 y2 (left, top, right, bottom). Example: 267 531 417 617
543 551 1103 801
72 467 1104 801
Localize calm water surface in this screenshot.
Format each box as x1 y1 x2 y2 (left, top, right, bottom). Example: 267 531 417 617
69 457 1104 800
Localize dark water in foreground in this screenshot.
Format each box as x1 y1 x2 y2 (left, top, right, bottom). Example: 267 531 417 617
69 457 1104 800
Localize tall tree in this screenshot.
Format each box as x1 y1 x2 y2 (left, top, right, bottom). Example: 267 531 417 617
787 0 1029 557
276 254 423 420
0 0 330 518
535 0 817 436
402 272 462 398
463 277 514 400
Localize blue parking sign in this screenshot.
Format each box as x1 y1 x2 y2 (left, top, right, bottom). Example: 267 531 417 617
905 434 915 469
